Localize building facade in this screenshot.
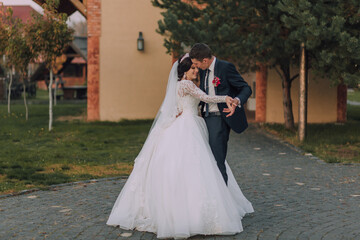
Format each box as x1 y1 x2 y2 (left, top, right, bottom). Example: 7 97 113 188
34 0 346 123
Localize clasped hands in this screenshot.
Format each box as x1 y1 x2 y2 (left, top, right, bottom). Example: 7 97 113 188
176 96 239 118
224 96 239 117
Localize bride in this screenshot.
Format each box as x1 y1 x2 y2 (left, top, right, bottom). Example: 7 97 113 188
106 54 254 239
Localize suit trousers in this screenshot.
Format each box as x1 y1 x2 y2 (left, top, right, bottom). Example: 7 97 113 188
204 115 231 185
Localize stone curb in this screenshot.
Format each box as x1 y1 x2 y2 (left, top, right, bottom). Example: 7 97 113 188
0 176 128 199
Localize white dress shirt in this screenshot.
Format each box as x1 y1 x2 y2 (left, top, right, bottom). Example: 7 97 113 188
204 57 220 113
203 57 242 114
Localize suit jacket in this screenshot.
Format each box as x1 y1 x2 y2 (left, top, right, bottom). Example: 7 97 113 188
199 58 252 134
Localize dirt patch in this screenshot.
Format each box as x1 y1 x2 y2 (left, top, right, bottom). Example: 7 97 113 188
336 148 359 158
325 143 360 162
40 163 133 177
56 114 86 122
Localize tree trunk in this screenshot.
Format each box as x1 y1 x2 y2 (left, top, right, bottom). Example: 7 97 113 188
281 64 295 130
22 76 29 121
298 43 308 141
54 75 57 106
49 69 53 131
7 66 13 114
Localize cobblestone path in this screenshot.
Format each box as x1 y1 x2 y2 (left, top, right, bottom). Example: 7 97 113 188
1 125 359 240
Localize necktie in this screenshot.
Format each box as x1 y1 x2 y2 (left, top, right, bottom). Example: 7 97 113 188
205 69 210 117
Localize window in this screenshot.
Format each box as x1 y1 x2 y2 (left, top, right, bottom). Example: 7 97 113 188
63 64 83 77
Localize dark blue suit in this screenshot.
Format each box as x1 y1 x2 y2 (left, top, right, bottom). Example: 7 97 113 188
199 58 252 184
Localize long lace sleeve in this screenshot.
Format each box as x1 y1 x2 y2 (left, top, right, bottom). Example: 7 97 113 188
178 80 227 103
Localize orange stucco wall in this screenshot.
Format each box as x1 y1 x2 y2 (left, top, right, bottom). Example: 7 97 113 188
266 68 337 123
97 1 337 123
99 0 172 120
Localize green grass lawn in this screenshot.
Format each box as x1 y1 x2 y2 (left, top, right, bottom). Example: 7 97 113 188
0 103 152 194
262 104 360 164
34 89 51 100
2 92 359 194
348 89 360 102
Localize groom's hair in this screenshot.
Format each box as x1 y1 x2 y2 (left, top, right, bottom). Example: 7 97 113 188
189 43 212 61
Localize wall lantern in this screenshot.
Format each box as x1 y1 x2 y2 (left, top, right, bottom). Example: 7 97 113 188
137 32 144 51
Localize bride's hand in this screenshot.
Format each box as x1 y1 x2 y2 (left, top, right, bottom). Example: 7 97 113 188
225 96 234 110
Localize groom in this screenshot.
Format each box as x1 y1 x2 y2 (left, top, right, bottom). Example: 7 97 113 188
189 43 252 185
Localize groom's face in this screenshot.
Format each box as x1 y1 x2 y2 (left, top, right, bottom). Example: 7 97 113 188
191 58 209 70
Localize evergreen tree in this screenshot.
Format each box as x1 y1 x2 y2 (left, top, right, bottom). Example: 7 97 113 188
278 0 360 86
152 0 360 129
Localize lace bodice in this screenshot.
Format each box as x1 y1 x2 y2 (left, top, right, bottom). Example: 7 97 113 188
176 80 226 116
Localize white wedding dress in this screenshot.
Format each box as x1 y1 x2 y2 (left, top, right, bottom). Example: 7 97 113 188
107 80 254 239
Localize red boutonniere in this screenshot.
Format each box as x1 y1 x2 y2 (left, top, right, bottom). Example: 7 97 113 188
212 76 221 87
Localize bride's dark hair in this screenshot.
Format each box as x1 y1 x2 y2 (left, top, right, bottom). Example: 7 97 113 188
177 55 192 81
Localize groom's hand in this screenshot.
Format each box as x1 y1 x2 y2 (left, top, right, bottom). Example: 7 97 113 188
231 98 240 108
223 107 235 117
226 98 240 117
225 96 234 110
223 98 239 117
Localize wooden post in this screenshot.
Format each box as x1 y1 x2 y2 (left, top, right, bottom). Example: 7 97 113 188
298 42 308 141
337 83 347 123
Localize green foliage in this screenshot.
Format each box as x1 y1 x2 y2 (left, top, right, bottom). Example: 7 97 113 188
27 0 74 70
152 0 300 129
278 0 360 86
6 19 34 77
0 5 9 55
153 0 359 81
0 0 73 73
0 6 34 74
152 0 360 129
152 0 295 72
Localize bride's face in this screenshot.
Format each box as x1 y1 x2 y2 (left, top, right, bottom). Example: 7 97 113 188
186 64 199 80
